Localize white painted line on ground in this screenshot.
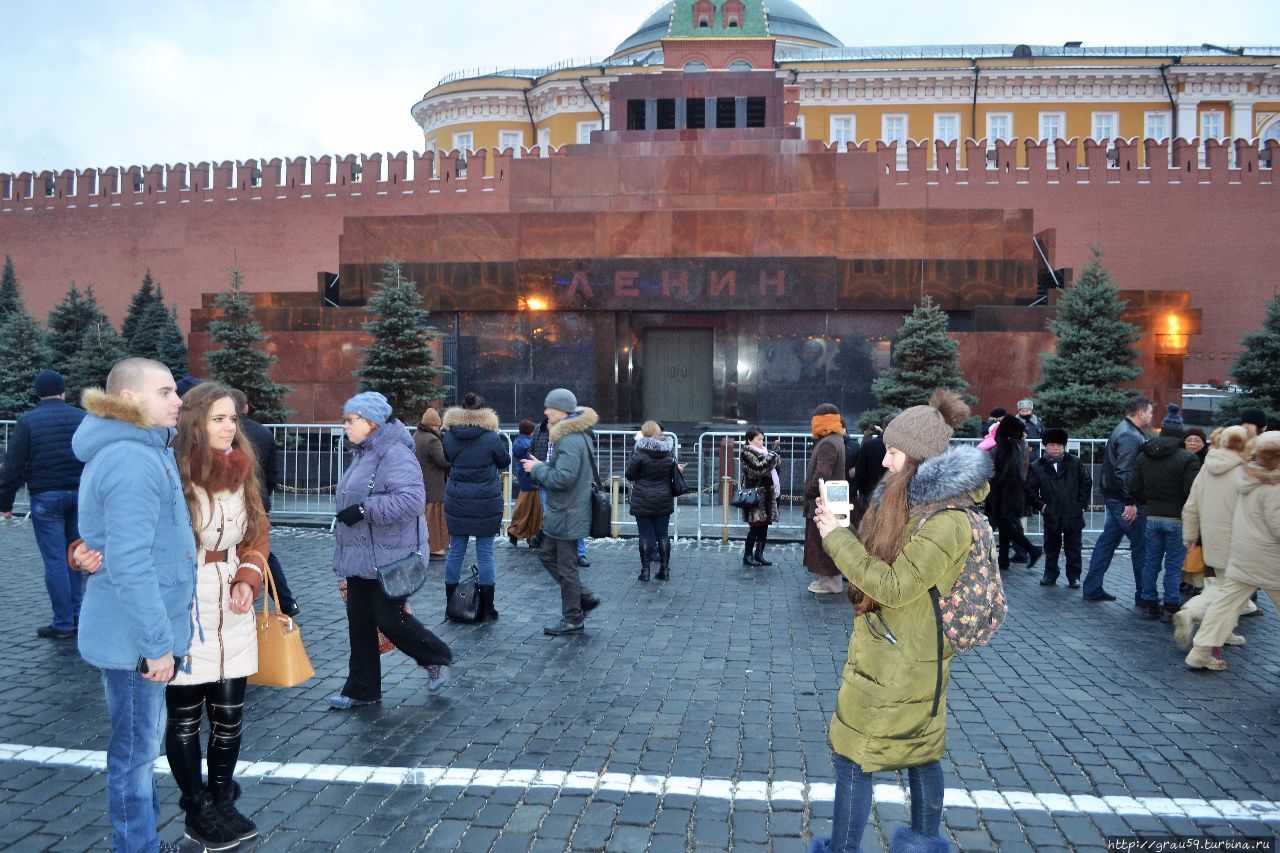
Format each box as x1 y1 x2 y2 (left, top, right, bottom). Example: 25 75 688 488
3 743 1278 822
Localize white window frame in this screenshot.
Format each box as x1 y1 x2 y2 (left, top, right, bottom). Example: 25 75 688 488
794 114 807 137
1144 110 1171 142
1091 111 1119 147
426 138 438 177
934 112 960 145
986 112 1013 148
1200 110 1225 141
537 127 551 156
498 129 524 155
882 113 908 169
1039 111 1065 167
576 120 602 145
830 114 856 148
451 131 473 155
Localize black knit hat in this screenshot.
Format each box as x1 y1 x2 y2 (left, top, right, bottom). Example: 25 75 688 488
1043 427 1069 445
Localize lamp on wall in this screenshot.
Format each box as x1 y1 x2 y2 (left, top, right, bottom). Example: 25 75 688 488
1155 313 1189 354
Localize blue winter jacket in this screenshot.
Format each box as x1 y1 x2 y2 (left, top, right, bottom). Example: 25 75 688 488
0 398 87 511
333 419 428 580
512 434 536 492
73 389 197 670
441 407 510 537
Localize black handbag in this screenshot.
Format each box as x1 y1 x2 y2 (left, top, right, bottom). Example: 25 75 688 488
364 461 428 600
446 565 480 623
670 463 691 497
731 486 760 510
586 445 612 539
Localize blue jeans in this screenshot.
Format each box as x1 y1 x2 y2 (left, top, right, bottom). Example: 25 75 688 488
30 489 84 631
540 488 586 557
1140 519 1186 606
101 668 167 853
1082 498 1147 600
445 534 495 585
635 514 671 547
809 755 945 852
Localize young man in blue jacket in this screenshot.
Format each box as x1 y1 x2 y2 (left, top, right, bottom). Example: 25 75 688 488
0 369 87 638
73 357 196 853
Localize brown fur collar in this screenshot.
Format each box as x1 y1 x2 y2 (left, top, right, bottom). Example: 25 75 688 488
80 387 152 428
189 447 253 494
1243 433 1280 484
549 407 599 444
442 406 500 432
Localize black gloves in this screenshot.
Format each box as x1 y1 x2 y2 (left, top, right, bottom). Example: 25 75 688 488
336 504 366 526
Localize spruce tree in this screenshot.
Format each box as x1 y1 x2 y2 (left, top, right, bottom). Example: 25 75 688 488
121 270 163 348
356 261 451 422
66 322 126 404
0 255 20 324
1033 247 1141 438
861 296 974 431
150 302 188 377
1219 291 1280 426
47 282 108 372
205 268 292 422
0 309 53 418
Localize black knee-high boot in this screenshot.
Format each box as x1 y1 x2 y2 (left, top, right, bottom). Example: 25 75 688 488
656 537 672 580
638 540 652 581
753 527 773 566
742 528 759 566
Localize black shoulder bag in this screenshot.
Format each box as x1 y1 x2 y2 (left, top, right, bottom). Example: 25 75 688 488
585 441 613 539
364 460 428 600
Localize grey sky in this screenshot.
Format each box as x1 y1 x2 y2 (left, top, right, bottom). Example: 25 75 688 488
2 0 1277 173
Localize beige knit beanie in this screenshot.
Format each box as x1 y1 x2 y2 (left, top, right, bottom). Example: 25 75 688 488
880 389 970 461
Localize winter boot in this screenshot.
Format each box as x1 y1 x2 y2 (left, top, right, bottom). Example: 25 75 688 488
478 584 498 621
181 790 240 851
655 537 672 581
445 583 458 619
890 826 953 852
1185 646 1228 671
211 782 258 842
638 541 652 582
742 529 759 566
753 529 773 567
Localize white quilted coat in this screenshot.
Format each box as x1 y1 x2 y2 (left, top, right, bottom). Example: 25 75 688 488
171 485 259 684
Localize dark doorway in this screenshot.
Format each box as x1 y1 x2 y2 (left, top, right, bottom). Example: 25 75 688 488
642 328 714 424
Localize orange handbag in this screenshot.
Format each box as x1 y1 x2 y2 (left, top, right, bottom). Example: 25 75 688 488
1184 544 1205 574
249 566 315 688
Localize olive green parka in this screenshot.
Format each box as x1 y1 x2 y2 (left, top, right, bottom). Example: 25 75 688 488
821 445 992 772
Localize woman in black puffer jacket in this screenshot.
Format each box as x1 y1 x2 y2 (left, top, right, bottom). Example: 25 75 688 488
441 393 510 621
626 421 680 582
988 414 1042 573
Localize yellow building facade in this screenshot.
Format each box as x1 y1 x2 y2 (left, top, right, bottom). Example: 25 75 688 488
411 2 1280 169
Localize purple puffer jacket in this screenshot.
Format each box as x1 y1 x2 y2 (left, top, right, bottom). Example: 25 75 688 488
333 420 428 580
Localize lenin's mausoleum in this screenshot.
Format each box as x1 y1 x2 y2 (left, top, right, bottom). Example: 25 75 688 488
2 1 1279 423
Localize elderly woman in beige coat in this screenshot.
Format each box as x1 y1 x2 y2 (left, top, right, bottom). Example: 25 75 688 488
1185 431 1280 670
1173 426 1254 648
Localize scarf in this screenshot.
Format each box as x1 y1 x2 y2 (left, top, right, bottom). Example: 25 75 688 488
744 442 781 495
811 413 843 439
189 447 252 494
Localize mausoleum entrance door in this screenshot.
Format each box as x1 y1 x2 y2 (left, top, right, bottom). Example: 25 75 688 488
642 327 714 425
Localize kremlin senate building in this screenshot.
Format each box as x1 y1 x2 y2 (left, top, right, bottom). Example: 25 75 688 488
2 0 1279 423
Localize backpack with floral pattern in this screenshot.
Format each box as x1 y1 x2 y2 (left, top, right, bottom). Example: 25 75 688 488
915 504 1007 653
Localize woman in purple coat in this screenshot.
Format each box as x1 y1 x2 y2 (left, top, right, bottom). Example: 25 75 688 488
328 391 453 710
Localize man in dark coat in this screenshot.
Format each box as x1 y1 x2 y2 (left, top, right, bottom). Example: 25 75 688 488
522 388 601 635
1026 427 1092 588
1082 395 1153 602
230 389 299 616
1131 422 1201 619
0 370 87 638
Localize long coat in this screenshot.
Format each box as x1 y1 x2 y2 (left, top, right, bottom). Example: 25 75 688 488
739 445 780 524
413 426 450 503
1182 446 1246 570
803 433 846 573
1224 436 1280 589
333 420 427 580
528 407 600 540
626 433 676 518
441 407 509 538
821 446 992 773
985 440 1027 521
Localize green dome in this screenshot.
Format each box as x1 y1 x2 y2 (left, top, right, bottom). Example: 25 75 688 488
610 0 843 59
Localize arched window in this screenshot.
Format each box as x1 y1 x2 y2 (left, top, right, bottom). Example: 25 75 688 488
684 59 708 73
1262 118 1280 142
728 59 752 71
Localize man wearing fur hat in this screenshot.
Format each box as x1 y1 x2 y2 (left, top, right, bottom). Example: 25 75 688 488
0 369 87 639
521 388 602 635
1025 428 1092 588
72 357 197 852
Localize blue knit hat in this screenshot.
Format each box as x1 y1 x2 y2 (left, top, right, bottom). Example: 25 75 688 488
343 391 392 425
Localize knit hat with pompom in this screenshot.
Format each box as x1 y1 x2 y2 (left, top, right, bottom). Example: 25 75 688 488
881 389 970 461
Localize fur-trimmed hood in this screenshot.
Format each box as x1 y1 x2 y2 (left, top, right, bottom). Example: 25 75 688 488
905 444 993 507
634 433 674 455
441 406 500 434
73 387 174 464
1203 446 1246 477
549 406 599 444
1241 432 1280 491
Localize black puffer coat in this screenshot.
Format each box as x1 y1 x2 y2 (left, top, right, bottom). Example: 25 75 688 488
626 434 676 518
441 407 510 537
986 439 1027 521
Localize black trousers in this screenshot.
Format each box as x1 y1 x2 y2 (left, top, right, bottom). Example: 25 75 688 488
1041 519 1084 582
996 517 1035 571
341 576 453 702
165 677 247 803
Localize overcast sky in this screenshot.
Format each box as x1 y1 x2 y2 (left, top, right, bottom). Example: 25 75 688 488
2 0 1277 172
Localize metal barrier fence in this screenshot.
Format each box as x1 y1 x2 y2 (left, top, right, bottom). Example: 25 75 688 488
0 417 1110 542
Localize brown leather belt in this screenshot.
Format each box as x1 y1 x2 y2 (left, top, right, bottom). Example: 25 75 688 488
203 549 229 564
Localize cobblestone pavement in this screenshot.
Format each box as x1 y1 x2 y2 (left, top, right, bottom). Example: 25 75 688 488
1 522 1278 851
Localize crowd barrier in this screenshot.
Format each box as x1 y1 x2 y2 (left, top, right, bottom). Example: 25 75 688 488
0 419 1111 541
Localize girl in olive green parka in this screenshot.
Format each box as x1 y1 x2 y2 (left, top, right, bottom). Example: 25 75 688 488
810 390 990 853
